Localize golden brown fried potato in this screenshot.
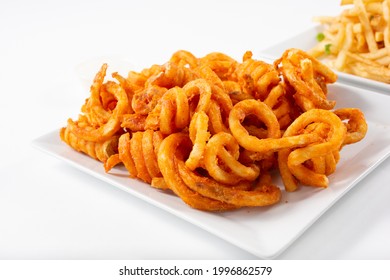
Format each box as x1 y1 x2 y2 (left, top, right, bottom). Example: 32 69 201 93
61 48 368 211
310 0 390 83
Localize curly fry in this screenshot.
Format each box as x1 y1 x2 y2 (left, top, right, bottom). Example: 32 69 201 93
229 99 321 154
204 132 260 185
334 108 368 145
185 111 210 171
60 127 118 162
158 133 237 211
67 81 130 142
275 48 337 111
282 109 346 189
234 51 281 101
183 79 212 115
178 161 281 207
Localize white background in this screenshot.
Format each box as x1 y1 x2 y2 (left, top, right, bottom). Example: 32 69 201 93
0 0 389 260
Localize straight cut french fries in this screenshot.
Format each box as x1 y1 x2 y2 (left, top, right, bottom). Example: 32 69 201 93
309 0 390 83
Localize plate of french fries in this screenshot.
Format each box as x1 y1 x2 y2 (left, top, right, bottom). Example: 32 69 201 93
261 0 390 93
31 0 390 259
33 81 390 259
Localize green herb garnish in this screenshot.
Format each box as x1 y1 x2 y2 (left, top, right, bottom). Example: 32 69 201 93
316 32 325 42
324 43 332 55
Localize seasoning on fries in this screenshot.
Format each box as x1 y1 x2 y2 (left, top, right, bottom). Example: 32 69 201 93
309 0 390 83
60 48 367 211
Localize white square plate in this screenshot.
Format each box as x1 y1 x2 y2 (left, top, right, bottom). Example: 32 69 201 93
32 82 390 259
260 25 390 94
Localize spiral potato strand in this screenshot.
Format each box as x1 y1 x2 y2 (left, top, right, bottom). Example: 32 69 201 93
104 130 163 184
60 126 119 162
275 48 337 112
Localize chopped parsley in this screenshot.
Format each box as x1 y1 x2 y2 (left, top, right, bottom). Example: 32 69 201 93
324 43 332 55
316 32 325 42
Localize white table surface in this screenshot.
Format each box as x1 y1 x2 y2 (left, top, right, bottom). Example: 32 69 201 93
1 0 389 260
